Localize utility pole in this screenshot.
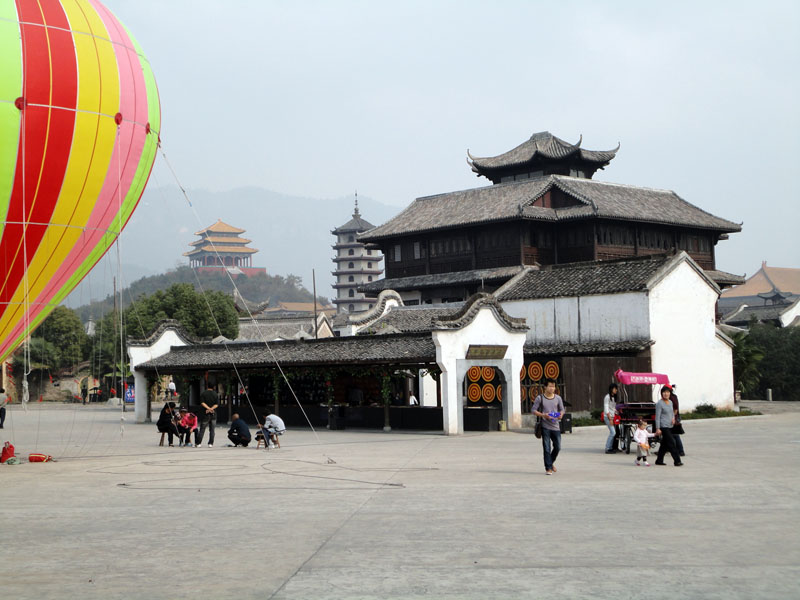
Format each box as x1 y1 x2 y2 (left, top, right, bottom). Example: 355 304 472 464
312 269 318 339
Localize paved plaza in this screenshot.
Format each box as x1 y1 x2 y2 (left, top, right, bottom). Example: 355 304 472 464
0 404 798 599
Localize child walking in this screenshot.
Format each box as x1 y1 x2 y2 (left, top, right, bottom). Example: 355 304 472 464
634 419 655 466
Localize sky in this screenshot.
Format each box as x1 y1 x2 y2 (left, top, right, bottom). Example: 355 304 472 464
103 0 799 278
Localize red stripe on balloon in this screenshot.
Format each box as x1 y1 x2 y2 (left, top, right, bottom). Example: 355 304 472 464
35 2 150 310
0 5 77 307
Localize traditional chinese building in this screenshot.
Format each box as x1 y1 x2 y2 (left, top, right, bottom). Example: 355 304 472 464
359 132 743 304
331 198 383 313
184 219 265 276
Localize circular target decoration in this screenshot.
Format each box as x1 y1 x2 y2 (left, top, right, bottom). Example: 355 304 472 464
467 366 481 382
481 367 495 381
521 386 527 401
482 384 495 402
528 362 543 381
467 383 482 402
520 365 526 381
544 361 560 380
496 385 502 402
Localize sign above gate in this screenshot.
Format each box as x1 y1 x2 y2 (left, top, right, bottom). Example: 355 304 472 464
465 345 508 359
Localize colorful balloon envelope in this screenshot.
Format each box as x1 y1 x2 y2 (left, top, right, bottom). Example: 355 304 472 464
0 0 160 361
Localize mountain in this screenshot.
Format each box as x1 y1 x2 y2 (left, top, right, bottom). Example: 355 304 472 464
63 186 400 307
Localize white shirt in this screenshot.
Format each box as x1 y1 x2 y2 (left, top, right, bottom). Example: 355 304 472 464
603 394 616 416
265 414 285 432
409 395 418 406
167 381 176 392
633 427 654 445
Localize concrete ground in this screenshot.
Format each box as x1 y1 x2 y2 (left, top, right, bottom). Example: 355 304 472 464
0 404 798 600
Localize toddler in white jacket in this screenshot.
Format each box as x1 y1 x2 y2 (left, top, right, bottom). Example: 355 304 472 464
633 420 655 466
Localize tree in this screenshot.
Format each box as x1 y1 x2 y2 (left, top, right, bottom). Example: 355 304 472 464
126 283 239 340
30 306 87 369
748 324 800 401
731 330 764 396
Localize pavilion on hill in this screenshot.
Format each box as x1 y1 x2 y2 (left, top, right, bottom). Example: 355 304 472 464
184 219 266 276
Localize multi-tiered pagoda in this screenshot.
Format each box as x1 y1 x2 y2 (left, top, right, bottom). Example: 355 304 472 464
184 219 265 276
331 198 383 313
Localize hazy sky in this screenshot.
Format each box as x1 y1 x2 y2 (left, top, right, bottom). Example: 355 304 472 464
104 0 799 276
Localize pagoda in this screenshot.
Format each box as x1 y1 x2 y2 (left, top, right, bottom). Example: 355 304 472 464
331 196 383 313
184 219 265 275
360 131 743 305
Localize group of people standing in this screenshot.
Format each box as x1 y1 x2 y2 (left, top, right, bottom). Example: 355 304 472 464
602 383 685 466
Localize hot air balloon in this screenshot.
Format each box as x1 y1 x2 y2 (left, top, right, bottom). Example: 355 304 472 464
0 0 160 362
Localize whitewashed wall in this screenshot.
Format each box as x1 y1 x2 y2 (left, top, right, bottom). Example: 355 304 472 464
433 309 526 434
419 370 438 407
648 260 734 410
502 291 649 345
128 329 189 423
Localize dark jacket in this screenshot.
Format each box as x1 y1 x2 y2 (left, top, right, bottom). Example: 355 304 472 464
228 418 251 440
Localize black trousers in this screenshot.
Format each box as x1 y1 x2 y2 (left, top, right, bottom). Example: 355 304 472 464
0 406 5 427
177 425 197 445
656 427 682 465
228 432 250 447
157 423 178 445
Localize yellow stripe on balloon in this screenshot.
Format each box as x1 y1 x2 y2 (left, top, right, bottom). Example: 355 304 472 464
0 1 120 346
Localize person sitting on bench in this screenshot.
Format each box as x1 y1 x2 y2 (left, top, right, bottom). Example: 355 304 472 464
261 413 286 448
227 413 252 447
177 407 199 447
157 402 180 446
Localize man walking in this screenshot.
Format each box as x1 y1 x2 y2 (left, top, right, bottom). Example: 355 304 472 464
196 387 219 448
532 378 565 475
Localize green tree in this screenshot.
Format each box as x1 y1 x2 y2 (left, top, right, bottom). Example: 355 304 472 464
747 324 800 401
126 283 239 340
731 330 764 396
31 306 87 369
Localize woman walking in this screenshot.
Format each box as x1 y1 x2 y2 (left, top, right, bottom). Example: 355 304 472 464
654 386 684 466
603 383 619 454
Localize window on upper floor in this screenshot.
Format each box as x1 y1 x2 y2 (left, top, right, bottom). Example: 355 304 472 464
368 276 373 281
349 289 355 297
348 235 354 242
349 304 354 311
367 262 372 268
348 275 354 282
394 244 402 261
348 249 354 256
348 262 354 269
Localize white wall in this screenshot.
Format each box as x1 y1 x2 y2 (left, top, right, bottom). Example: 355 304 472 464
128 329 189 423
502 291 649 345
648 261 734 410
419 370 438 407
433 308 526 434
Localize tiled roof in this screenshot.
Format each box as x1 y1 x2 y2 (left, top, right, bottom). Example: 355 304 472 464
136 333 437 370
721 302 797 326
497 254 677 301
524 339 653 356
721 264 800 298
194 219 245 235
704 269 746 287
468 131 618 173
360 265 524 294
360 175 740 241
359 304 461 334
333 208 376 234
190 235 252 246
236 318 318 342
184 245 258 256
128 320 205 347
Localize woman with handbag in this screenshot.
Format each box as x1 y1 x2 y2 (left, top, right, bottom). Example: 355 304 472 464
668 386 686 456
603 383 619 454
654 386 684 466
